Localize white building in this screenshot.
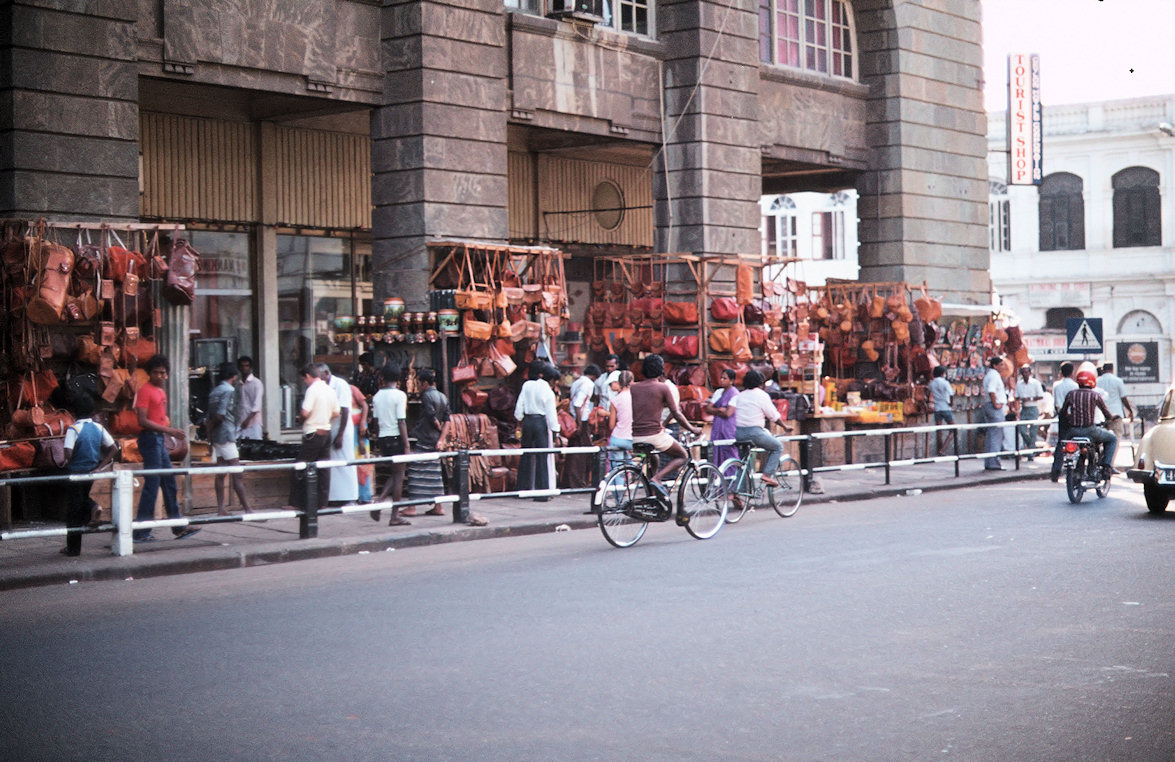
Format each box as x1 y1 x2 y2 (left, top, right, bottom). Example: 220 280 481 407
988 95 1175 410
760 190 860 286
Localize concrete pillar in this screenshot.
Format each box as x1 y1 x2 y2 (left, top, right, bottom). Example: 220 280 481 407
653 0 762 259
0 2 139 220
855 0 990 303
372 0 509 310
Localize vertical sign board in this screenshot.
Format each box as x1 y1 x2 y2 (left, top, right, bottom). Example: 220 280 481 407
1007 53 1043 185
1117 341 1160 384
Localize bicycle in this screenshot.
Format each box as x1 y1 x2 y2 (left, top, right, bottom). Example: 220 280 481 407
593 432 727 548
718 440 803 523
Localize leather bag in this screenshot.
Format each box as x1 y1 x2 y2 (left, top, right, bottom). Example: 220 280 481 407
709 297 740 322
163 238 200 306
0 442 36 472
736 262 754 305
663 335 699 359
663 301 698 325
26 240 75 324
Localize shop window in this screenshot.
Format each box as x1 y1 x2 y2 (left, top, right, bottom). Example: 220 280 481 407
187 230 255 370
1112 166 1161 248
759 0 855 79
989 181 1011 252
1045 307 1082 330
277 234 372 389
1038 172 1085 251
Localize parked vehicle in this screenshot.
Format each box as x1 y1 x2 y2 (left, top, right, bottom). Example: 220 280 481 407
1127 385 1175 514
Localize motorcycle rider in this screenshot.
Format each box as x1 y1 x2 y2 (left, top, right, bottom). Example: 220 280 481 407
1052 367 1119 481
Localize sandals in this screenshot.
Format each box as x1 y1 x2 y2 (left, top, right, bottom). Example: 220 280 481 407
424 507 445 516
388 517 411 526
400 509 418 517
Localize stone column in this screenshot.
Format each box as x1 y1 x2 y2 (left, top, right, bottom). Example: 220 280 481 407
855 0 990 302
653 0 762 259
0 2 139 220
372 0 509 310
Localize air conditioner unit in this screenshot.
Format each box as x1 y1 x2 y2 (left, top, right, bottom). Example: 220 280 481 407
547 0 604 24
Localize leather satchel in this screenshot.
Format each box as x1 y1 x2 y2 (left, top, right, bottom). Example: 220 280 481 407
709 297 740 322
736 262 754 305
663 335 699 359
663 301 698 325
163 238 199 305
26 240 75 324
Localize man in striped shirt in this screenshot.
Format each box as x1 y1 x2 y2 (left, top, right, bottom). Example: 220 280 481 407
1054 367 1118 480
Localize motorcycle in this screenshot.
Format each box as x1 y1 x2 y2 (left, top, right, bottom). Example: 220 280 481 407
1060 434 1112 504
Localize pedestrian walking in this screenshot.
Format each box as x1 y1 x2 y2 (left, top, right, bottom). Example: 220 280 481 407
514 361 559 500
208 362 253 515
404 368 449 516
290 363 339 510
320 363 358 504
61 393 115 556
369 365 410 526
1015 364 1044 458
133 354 200 543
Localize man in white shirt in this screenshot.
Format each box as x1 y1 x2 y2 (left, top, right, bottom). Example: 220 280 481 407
733 369 790 486
235 355 264 440
564 364 601 489
320 363 358 503
290 363 340 510
1015 364 1045 458
593 354 619 412
981 357 1008 471
1050 362 1078 481
1097 363 1134 438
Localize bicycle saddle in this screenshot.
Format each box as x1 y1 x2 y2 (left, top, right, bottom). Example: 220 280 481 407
633 442 658 455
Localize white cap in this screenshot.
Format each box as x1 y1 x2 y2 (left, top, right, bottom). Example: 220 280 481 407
606 370 621 385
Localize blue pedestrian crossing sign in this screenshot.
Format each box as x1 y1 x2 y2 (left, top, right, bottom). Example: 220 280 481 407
1066 317 1103 354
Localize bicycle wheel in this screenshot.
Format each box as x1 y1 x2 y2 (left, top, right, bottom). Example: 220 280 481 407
678 461 727 540
596 466 650 548
718 458 749 524
768 456 804 518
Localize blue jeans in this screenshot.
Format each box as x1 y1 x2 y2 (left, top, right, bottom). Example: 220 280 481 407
735 426 782 479
1067 425 1118 467
134 432 180 539
608 436 632 469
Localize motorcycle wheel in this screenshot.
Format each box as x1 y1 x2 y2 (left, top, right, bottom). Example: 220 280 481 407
1065 468 1085 504
1095 471 1111 499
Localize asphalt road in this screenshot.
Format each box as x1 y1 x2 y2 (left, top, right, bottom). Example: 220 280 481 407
3 479 1174 761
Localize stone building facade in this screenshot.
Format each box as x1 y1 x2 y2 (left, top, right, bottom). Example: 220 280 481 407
2 0 989 434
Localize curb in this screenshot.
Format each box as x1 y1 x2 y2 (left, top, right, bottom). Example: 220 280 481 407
0 470 1045 591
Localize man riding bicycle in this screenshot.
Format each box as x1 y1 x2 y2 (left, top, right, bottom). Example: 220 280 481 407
1053 366 1119 481
630 354 701 499
733 369 793 488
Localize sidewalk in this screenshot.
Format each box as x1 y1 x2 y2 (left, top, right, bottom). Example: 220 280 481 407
0 458 1052 591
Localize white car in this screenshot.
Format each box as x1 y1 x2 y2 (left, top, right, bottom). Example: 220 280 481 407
1127 385 1175 513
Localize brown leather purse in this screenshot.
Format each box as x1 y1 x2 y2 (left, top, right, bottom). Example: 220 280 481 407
26 240 75 324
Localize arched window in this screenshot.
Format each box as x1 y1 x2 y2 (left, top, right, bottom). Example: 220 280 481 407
1112 166 1161 248
759 0 855 79
1038 172 1085 251
1045 307 1082 330
1118 309 1162 335
763 196 797 259
989 180 1010 252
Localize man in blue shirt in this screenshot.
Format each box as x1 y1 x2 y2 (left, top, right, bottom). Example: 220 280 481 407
208 361 253 515
927 365 954 455
62 394 115 556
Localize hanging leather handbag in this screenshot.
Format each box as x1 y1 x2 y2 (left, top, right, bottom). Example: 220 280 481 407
462 386 489 412
463 312 493 341
730 321 752 361
0 441 37 472
451 355 478 384
26 240 75 324
736 262 754 305
709 327 732 354
663 335 699 359
161 238 199 305
663 301 699 325
709 297 740 322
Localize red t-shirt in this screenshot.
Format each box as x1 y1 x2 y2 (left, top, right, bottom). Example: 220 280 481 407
134 382 169 427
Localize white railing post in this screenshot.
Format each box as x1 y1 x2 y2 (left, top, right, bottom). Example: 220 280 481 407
111 469 135 556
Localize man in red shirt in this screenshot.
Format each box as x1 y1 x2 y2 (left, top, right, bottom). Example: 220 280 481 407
133 354 199 543
630 354 700 496
1054 367 1119 480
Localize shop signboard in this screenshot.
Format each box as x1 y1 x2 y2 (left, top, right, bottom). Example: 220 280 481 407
1117 341 1160 384
1023 332 1069 358
1007 53 1043 186
1027 282 1090 309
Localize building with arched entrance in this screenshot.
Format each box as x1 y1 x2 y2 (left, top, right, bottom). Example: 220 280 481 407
3 0 990 436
